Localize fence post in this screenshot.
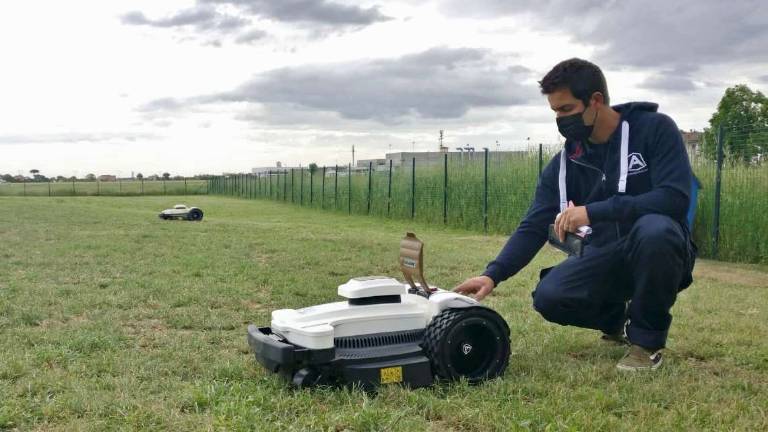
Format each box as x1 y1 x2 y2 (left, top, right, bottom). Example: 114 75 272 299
310 169 314 206
538 143 543 177
335 165 339 210
141 178 144 195
484 148 489 234
72 178 76 195
300 169 304 205
163 179 166 195
411 157 416 219
322 166 326 209
291 169 294 203
712 124 725 258
443 153 448 224
387 159 392 217
367 161 372 215
184 177 187 195
48 180 51 197
284 170 288 201
348 163 352 214
119 179 122 194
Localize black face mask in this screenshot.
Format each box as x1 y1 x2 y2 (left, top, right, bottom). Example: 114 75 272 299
556 105 598 142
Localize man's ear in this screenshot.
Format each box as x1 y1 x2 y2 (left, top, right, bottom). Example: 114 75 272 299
591 92 605 108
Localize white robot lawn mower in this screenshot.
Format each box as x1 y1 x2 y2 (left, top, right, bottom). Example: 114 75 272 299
158 204 204 221
246 233 510 390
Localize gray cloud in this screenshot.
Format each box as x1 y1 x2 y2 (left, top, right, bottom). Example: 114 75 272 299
121 6 260 45
758 75 768 84
441 0 768 70
122 0 390 45
0 132 160 145
121 7 249 31
201 0 391 26
235 29 268 44
168 47 537 123
639 75 697 93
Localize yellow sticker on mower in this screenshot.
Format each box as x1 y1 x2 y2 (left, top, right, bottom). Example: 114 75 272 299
380 366 403 384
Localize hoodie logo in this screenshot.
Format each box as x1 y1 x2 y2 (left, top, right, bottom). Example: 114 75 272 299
627 152 648 175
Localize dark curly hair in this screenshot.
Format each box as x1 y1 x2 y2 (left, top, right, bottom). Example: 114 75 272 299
539 58 610 106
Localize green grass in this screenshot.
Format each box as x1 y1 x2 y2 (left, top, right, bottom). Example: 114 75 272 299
0 180 208 197
1 196 767 431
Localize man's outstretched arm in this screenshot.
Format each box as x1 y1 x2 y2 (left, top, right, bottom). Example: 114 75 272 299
456 155 560 299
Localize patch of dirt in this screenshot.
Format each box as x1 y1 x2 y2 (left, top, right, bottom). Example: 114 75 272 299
241 300 265 311
693 260 767 288
38 313 91 329
124 319 167 335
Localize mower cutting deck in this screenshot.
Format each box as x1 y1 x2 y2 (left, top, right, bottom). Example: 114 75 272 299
247 233 510 389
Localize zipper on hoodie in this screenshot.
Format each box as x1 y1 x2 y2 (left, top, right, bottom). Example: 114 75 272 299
568 157 621 241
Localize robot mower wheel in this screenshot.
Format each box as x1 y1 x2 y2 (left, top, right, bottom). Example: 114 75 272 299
292 368 327 388
187 209 203 221
423 308 510 383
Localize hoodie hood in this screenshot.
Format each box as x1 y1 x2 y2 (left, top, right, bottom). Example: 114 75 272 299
613 102 659 118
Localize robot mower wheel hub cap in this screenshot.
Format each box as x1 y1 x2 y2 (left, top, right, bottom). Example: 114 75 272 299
447 318 499 377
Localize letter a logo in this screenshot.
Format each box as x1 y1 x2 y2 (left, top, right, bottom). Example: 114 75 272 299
627 152 648 174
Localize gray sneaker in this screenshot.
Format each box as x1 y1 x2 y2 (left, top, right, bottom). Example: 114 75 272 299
616 344 663 371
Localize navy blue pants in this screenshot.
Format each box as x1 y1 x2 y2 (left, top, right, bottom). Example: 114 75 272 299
532 214 695 350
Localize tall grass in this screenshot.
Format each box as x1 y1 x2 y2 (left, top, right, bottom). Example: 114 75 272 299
209 154 768 264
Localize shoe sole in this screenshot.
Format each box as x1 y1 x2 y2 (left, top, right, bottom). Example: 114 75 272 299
616 356 663 372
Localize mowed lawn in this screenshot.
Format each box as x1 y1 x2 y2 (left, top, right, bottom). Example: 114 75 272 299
1 196 766 431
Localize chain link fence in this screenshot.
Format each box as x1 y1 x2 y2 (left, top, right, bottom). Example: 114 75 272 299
691 123 768 263
210 125 767 264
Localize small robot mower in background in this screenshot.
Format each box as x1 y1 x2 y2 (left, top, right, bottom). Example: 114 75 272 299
247 233 510 390
158 204 204 221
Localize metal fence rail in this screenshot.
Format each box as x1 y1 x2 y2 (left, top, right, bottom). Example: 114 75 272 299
0 179 209 196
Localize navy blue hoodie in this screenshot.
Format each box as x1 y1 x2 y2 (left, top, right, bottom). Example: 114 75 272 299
483 102 693 286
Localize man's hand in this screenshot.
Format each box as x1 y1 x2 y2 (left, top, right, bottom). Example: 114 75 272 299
554 202 590 242
453 276 495 301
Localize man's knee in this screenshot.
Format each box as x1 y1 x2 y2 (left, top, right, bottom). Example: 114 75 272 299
532 276 569 324
628 214 683 252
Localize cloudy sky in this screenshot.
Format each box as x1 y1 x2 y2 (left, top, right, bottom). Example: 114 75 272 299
1 0 766 177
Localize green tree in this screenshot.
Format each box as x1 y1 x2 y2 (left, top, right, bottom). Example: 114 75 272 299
136 173 143 180
85 173 96 181
308 163 319 174
162 172 171 180
703 84 768 162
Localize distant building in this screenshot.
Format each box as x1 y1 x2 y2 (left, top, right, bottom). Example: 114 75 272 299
98 175 117 182
356 158 387 171
681 130 703 156
252 164 301 175
385 150 526 168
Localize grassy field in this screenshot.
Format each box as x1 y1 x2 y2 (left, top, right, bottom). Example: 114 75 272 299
1 196 767 431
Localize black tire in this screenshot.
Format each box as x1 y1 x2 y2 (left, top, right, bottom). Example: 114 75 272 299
187 209 203 221
291 367 328 389
423 307 510 383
